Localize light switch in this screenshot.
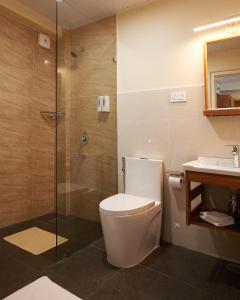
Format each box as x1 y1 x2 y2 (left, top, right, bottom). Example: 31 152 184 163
170 91 187 103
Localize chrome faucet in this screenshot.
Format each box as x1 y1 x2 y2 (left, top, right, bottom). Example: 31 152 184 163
226 145 240 168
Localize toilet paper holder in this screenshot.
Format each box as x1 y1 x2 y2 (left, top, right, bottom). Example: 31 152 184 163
166 171 185 189
166 171 184 178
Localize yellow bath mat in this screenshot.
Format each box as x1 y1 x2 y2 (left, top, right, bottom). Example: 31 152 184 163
3 227 68 255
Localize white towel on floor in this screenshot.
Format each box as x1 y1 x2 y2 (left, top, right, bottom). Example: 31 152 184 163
3 276 82 300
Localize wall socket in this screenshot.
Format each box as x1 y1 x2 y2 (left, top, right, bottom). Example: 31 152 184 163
170 91 187 103
174 223 181 229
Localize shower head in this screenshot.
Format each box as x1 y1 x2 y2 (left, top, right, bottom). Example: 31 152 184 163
70 48 85 58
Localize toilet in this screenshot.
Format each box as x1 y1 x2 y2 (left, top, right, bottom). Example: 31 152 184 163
99 156 163 268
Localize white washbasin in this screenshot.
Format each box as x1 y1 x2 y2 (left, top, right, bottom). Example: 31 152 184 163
183 156 240 176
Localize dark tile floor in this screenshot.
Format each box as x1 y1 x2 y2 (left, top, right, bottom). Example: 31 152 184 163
0 214 102 279
1 222 240 299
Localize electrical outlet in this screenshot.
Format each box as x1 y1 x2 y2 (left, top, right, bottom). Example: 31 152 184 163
170 91 187 103
175 223 180 229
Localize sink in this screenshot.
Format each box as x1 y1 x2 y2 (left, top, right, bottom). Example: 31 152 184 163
183 156 240 176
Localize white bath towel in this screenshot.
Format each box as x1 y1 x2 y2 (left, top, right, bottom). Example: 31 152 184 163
200 211 235 227
4 276 82 300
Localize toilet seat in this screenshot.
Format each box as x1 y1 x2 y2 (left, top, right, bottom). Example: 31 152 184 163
100 193 156 216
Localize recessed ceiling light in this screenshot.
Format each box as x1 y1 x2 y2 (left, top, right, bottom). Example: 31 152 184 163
193 16 240 32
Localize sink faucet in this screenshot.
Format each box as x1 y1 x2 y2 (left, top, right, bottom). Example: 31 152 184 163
226 145 240 168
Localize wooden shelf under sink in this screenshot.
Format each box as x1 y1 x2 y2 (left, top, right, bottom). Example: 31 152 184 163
185 170 240 235
190 215 240 235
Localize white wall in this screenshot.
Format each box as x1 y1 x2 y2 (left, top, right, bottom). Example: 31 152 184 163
117 0 240 92
117 0 240 262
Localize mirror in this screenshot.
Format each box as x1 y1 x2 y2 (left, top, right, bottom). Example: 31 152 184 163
204 36 240 116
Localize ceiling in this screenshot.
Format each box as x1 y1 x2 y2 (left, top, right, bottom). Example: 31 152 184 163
18 0 156 28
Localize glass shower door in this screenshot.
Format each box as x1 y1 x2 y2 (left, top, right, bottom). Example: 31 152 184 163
56 0 118 259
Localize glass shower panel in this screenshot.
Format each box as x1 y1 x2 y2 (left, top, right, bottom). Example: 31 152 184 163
56 1 118 259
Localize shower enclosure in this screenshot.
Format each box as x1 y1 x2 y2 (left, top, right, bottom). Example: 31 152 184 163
0 0 117 262
55 1 118 258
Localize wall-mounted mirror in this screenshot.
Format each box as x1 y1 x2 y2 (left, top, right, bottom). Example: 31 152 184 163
204 36 240 116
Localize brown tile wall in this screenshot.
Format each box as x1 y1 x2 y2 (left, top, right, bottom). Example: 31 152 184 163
59 16 117 222
0 7 56 228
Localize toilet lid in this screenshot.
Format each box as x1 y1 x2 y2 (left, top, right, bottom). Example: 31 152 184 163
99 193 155 216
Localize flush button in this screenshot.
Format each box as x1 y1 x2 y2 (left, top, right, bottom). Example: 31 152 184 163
170 91 187 103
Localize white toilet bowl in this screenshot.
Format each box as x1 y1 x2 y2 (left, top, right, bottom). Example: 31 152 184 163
100 193 162 268
99 156 163 268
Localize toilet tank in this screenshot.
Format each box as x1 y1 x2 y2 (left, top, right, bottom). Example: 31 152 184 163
124 157 163 202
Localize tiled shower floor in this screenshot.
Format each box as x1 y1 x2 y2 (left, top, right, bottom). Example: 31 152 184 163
0 214 102 277
1 221 240 299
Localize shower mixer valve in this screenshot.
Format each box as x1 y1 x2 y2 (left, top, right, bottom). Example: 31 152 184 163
80 131 89 145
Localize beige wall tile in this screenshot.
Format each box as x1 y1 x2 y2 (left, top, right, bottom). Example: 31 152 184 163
32 175 54 218
33 33 56 82
0 119 33 145
0 63 34 98
60 16 118 222
0 145 32 175
0 91 33 121
0 7 56 228
0 175 32 228
31 144 55 177
118 86 240 262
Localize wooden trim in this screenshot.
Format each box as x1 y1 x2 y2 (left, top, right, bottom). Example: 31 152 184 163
191 203 203 219
203 35 240 117
190 184 204 201
185 170 240 234
186 177 191 225
204 43 209 111
203 109 240 116
206 34 240 45
190 219 240 235
186 171 240 189
185 175 204 225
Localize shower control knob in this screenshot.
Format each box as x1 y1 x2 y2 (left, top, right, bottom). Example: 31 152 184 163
80 131 89 145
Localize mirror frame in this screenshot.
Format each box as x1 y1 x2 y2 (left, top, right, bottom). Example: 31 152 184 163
203 35 240 116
